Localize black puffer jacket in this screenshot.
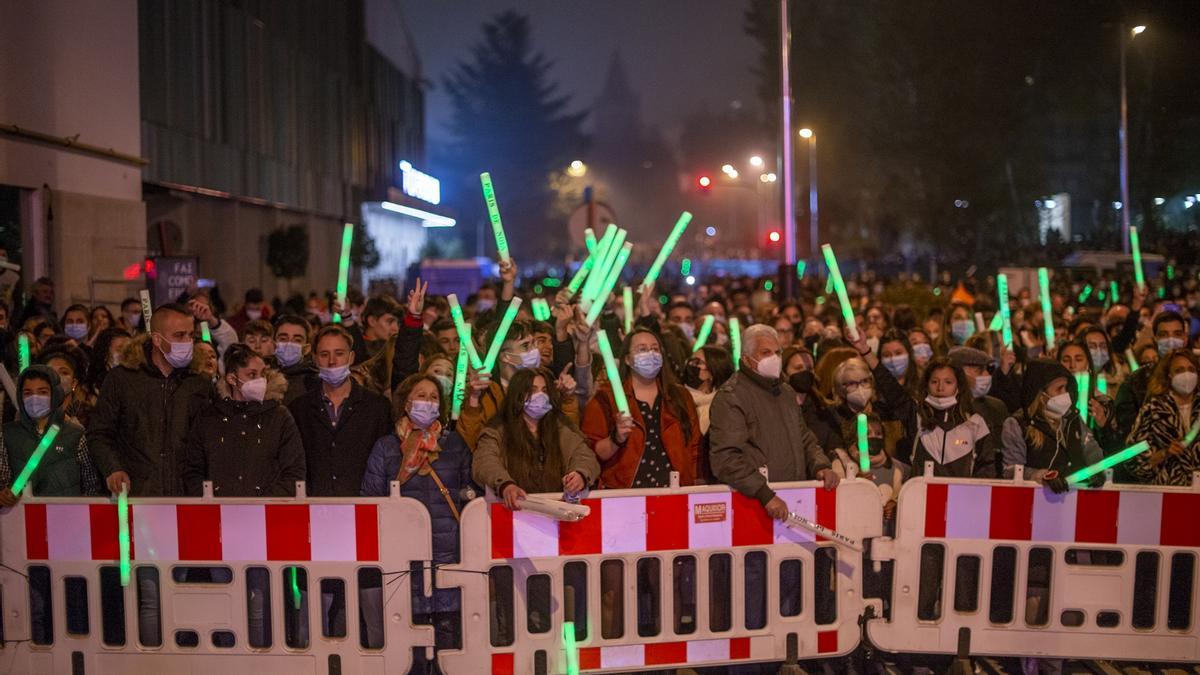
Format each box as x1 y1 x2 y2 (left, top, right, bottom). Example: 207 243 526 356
288 381 391 497
280 360 319 405
182 393 307 497
87 338 212 496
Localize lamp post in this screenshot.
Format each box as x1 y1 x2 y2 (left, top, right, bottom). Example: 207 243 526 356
779 0 796 266
799 128 818 262
1119 24 1146 254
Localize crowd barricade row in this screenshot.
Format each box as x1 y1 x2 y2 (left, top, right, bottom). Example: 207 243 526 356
0 481 435 674
437 479 883 674
867 464 1200 663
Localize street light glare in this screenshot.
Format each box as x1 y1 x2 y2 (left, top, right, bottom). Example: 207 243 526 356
721 163 735 174
566 160 587 177
749 155 764 168
799 128 813 139
1131 25 1146 36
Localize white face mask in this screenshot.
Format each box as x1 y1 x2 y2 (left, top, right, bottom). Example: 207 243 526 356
1172 371 1198 396
971 374 992 398
1044 392 1072 418
925 394 958 410
752 354 782 380
155 334 194 369
238 377 268 402
846 387 872 411
246 307 263 321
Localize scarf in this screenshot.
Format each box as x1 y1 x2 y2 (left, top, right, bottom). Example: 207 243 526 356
394 418 442 486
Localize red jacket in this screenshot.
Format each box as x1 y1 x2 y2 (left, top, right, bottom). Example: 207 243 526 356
581 381 701 489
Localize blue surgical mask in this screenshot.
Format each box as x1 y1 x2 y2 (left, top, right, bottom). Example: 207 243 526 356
155 334 194 369
23 394 52 420
319 364 351 386
524 392 553 420
407 399 440 429
275 342 303 367
1158 337 1186 355
513 347 541 370
951 320 973 344
64 322 88 340
1089 347 1109 369
882 354 909 378
631 351 663 379
912 343 934 362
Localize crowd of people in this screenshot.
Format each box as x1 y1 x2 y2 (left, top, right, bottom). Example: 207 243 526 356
0 260 1196 668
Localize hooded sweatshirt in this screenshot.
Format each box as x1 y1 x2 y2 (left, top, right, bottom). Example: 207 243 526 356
0 366 101 496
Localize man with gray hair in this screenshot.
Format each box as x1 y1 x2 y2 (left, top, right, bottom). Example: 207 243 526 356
710 324 838 520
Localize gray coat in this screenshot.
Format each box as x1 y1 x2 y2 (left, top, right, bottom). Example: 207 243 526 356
709 368 833 505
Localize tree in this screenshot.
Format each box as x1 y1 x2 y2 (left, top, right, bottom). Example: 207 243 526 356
350 223 380 270
266 225 309 285
442 11 587 260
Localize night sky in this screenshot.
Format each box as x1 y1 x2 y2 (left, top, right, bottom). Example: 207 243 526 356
401 0 759 143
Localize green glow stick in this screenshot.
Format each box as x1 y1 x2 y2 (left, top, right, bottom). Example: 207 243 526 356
1078 284 1093 304
446 294 484 370
139 289 153 332
481 298 523 375
1097 373 1108 395
566 256 596 297
692 315 715 353
585 243 632 327
1038 267 1055 351
821 244 858 340
1110 280 1119 304
582 228 624 311
857 413 870 473
17 334 29 374
730 318 741 371
479 172 510 263
1129 226 1145 291
997 273 1013 349
10 423 61 495
1065 440 1149 485
1075 371 1090 424
563 622 579 675
796 260 807 279
451 325 470 421
1125 349 1139 372
596 331 629 416
1184 418 1200 446
118 484 130 586
332 223 354 324
640 211 693 290
289 567 301 610
568 224 615 296
622 286 633 335
529 298 545 321
988 313 1003 332
200 322 212 344
584 227 597 255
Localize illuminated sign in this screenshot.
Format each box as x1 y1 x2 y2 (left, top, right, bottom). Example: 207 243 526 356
399 160 441 205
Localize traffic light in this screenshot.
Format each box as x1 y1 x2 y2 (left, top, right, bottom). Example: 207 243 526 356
697 175 712 192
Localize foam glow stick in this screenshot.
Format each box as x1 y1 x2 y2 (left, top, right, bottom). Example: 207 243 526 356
446 294 484 370
568 224 616 296
1065 440 1149 485
451 326 470 421
479 172 511 263
988 313 1003 332
857 413 870 473
821 244 858 340
118 484 130 586
785 512 862 551
1075 371 1090 424
289 567 301 610
730 318 741 371
1110 280 1119 304
1130 226 1145 291
481 298 523 375
200 322 212 344
1038 267 1055 351
622 286 633 334
997 273 1013 349
584 243 632 327
584 227 597 255
582 228 625 311
1097 373 1108 395
692 315 715 353
1125 349 1139 372
332 223 354 324
563 622 579 675
10 423 61 495
17 334 29 374
138 289 153 331
1184 418 1200 446
596 331 629 416
641 211 693 290
1078 284 1093 304
796 260 807 279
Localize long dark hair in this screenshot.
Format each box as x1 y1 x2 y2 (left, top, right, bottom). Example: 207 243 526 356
619 328 695 443
486 367 572 491
85 327 132 391
918 357 974 430
699 345 734 390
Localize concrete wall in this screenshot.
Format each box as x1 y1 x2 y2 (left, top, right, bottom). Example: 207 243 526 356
0 0 145 308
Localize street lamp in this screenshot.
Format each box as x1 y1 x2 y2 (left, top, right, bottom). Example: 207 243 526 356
749 155 764 168
798 128 818 260
567 160 587 177
1119 23 1146 253
799 127 813 139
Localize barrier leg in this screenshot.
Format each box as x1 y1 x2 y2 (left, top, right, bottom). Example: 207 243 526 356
946 627 972 675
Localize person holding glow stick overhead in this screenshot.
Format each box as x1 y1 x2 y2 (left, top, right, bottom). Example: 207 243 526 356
1127 349 1200 486
582 328 701 488
1001 359 1105 492
0 365 100 506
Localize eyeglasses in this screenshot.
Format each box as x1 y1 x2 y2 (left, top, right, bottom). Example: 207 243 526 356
841 378 872 393
630 345 662 355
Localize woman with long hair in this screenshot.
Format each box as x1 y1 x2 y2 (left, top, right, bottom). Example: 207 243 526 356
1056 339 1123 462
473 367 599 509
681 344 733 435
582 328 701 488
904 357 994 478
1128 349 1200 486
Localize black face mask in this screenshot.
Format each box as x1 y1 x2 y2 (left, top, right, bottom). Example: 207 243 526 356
683 363 705 389
804 334 819 350
789 370 815 395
